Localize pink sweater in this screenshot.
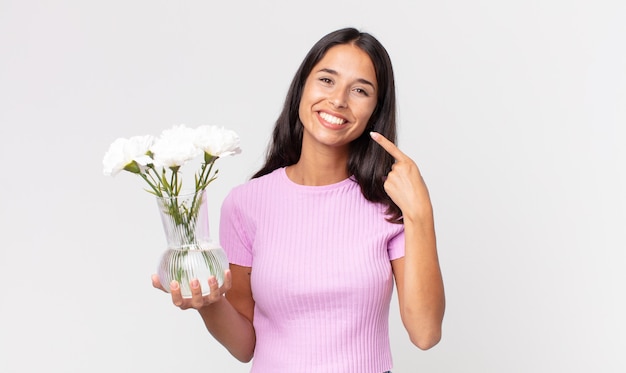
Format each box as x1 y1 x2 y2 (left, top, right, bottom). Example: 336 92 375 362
219 167 405 372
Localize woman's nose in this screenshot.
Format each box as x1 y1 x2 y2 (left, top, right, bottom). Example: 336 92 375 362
328 89 348 108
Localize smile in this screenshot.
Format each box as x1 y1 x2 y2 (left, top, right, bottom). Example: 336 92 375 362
319 112 347 125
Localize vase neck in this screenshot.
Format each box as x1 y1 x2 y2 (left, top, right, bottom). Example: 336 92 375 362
156 190 210 248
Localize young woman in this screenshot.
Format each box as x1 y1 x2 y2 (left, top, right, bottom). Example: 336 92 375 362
153 27 445 372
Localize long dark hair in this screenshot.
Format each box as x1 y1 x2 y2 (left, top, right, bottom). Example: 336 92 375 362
252 27 401 222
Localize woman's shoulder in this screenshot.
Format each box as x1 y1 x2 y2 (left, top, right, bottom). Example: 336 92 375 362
239 167 284 188
225 168 285 200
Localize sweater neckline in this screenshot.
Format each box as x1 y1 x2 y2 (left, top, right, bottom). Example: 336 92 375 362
278 167 355 191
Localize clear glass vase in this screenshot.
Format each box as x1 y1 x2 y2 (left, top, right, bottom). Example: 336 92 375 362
155 190 229 298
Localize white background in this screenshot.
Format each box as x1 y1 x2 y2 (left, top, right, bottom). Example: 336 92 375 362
1 0 625 372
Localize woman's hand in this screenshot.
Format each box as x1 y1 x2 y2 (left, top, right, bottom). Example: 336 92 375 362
369 131 432 220
151 270 232 310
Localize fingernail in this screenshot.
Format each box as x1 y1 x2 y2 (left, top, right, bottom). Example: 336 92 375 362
209 277 217 286
170 281 179 290
370 131 379 139
191 279 199 289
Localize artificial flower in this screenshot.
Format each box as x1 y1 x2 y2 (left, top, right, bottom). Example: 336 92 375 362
102 123 241 198
195 125 242 158
150 124 201 169
102 135 154 176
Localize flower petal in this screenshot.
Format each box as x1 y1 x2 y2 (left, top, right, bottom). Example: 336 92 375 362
151 124 201 168
194 125 242 158
102 135 154 176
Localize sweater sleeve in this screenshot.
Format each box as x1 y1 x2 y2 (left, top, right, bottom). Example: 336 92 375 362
219 188 253 267
388 228 405 261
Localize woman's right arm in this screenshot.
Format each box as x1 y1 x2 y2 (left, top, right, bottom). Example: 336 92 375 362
152 264 256 362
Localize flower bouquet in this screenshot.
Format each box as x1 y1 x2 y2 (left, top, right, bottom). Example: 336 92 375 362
102 124 241 297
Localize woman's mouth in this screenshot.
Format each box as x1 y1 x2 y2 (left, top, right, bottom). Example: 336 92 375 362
319 112 347 125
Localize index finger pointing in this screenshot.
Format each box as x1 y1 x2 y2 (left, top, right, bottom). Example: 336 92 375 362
369 131 407 160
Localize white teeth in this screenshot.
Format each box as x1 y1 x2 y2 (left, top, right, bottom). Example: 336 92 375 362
320 112 346 125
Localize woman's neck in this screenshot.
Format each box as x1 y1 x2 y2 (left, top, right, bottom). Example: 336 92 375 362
286 146 350 186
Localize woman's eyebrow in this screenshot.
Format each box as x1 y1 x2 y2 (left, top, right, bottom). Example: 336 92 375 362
317 68 376 89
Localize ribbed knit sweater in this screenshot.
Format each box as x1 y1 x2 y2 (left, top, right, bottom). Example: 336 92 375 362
219 167 405 372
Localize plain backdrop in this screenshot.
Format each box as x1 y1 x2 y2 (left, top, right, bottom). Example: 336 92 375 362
1 0 624 372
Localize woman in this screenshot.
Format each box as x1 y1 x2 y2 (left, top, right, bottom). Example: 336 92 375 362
153 27 445 372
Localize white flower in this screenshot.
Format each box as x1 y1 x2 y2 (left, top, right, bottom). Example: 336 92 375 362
103 123 241 198
195 125 242 157
151 124 202 168
102 135 154 176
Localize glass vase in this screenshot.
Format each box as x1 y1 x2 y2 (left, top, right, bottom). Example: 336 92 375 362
155 190 229 298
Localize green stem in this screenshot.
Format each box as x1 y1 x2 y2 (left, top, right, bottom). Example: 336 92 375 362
140 172 162 196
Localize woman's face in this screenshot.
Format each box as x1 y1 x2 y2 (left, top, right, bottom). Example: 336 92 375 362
298 43 378 152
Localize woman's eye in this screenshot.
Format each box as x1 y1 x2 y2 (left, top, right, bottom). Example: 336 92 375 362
353 88 369 97
319 77 333 84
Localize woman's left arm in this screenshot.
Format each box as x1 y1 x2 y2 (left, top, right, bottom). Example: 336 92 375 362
370 132 446 350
